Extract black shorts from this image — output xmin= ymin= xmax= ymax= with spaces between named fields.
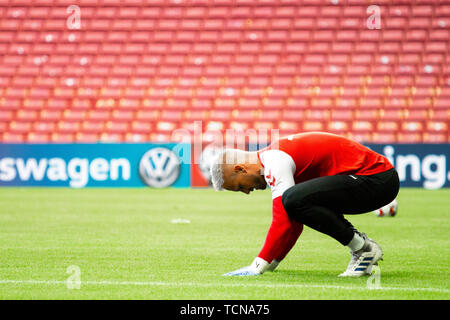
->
xmin=281 ymin=168 xmax=400 ymax=245
xmin=282 ymin=168 xmax=400 ymax=216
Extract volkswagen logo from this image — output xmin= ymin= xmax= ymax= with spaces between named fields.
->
xmin=139 ymin=147 xmax=180 ymax=188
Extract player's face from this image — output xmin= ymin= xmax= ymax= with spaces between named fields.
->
xmin=222 ymin=164 xmax=266 ymax=194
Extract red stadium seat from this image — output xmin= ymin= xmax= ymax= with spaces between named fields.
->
xmin=0 ymin=1 xmax=448 ymax=144
xmin=278 ymin=120 xmax=299 ymax=132
xmin=253 ymin=121 xmax=275 ymax=130
xmin=402 ymin=121 xmax=424 ymax=132
xmin=426 ymin=121 xmax=448 ymax=132
xmin=355 ymin=109 xmax=379 ymax=121
xmin=124 ymin=133 xmax=149 ymax=143
xmin=347 ymin=132 xmax=372 ymax=144
xmin=405 ymin=109 xmax=429 ymax=121
xmin=330 ymin=110 xmax=353 ymax=121
xmin=204 ymin=121 xmax=225 ymax=132
xmin=397 ymin=132 xmax=422 ymax=143
xmin=379 ymin=109 xmax=404 ymax=121
xmin=429 ymin=109 xmax=449 ymax=121
xmin=81 ymin=120 xmax=104 ymax=134
xmin=7 ymin=120 xmax=30 ymax=134
xmin=1 ymin=132 xmax=25 ymax=143
xmin=377 ymin=121 xmax=399 ymax=132
xmin=57 ymin=120 xmax=80 ymax=133
xmin=74 ymin=132 xmax=99 ymax=142
xmin=50 ymin=133 xmax=75 ymax=143
xmin=352 ymin=120 xmax=374 ymax=132
xmin=302 ymin=121 xmax=324 ymax=131
xmin=423 ymin=133 xmax=448 ymax=143
xmin=372 ymin=132 xmax=397 ymax=144
xmin=328 ymin=121 xmax=349 ymax=133
xmin=27 ymin=132 xmax=51 ymax=143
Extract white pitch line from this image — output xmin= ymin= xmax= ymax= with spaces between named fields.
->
xmin=0 ymin=279 xmax=449 ymax=294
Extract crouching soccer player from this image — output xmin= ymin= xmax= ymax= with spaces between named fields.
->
xmin=210 ymin=132 xmax=399 ymax=277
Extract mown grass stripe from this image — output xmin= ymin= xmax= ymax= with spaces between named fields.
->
xmin=0 ymin=279 xmax=448 ymax=294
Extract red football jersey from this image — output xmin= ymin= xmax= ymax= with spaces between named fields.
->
xmin=259 ymin=132 xmax=393 ymax=184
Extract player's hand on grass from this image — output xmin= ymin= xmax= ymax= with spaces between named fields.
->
xmin=223 ymin=257 xmax=269 ymax=276
xmin=223 ymin=266 xmax=260 ymax=276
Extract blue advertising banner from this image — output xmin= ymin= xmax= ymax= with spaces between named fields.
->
xmin=0 ymin=143 xmax=191 ymax=188
xmin=366 ymin=144 xmax=450 ymax=189
xmin=0 ymin=143 xmax=448 ymax=189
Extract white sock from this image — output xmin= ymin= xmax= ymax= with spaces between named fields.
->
xmin=347 ymin=232 xmax=365 ymax=252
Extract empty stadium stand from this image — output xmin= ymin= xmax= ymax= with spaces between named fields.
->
xmin=0 ymin=0 xmax=448 ymax=143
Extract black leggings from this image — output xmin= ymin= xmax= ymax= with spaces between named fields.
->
xmin=281 ymin=168 xmax=400 ymax=246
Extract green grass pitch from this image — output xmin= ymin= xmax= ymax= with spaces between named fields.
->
xmin=0 ymin=187 xmax=448 ymax=300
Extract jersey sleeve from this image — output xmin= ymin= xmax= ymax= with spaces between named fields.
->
xmin=257 ymin=196 xmax=304 ymax=263
xmin=260 ymin=150 xmax=296 ymax=199
xmin=257 ymin=150 xmax=303 ymax=264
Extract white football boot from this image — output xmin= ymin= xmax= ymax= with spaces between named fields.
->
xmin=339 ymin=233 xmax=383 ymax=277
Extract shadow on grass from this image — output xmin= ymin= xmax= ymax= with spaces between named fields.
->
xmin=268 ymin=269 xmax=373 ymax=286
xmin=273 ymin=269 xmax=340 ymax=279
xmin=270 ymin=268 xmax=437 ymax=288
